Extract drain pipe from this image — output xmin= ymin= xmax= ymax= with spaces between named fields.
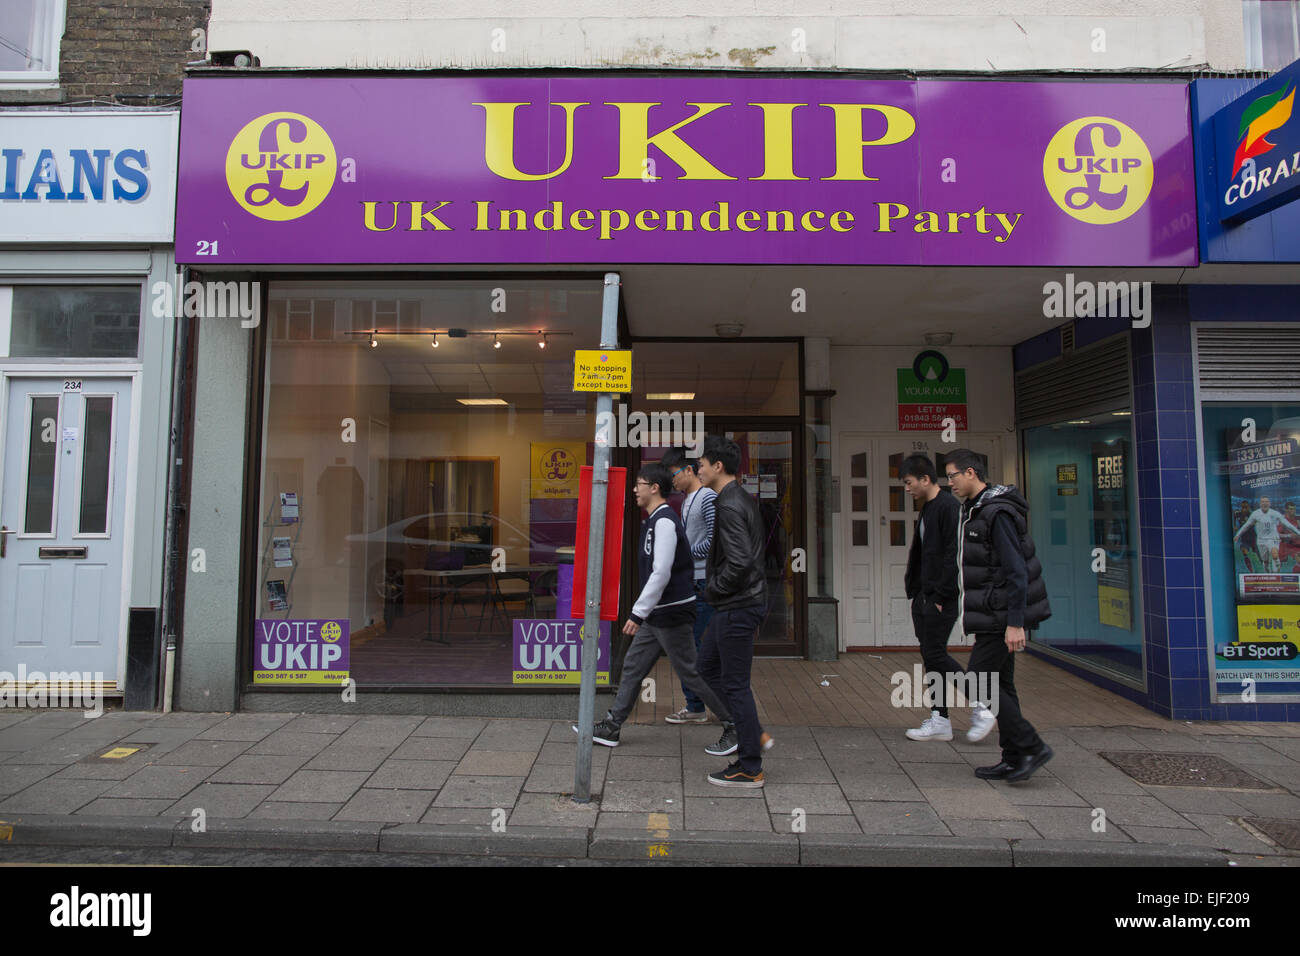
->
xmin=158 ymin=265 xmax=197 ymax=713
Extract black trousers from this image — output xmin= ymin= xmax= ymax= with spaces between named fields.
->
xmin=967 ymin=632 xmax=1046 ymax=763
xmin=909 ymin=595 xmax=963 ymax=717
xmin=698 ymin=603 xmax=766 ymax=774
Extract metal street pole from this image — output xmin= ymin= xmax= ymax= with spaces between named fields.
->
xmin=573 ymin=272 xmax=621 ymax=803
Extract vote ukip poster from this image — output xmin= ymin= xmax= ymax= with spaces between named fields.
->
xmin=1222 ymin=428 xmax=1300 ymax=684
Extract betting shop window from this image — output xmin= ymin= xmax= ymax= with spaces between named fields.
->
xmin=1023 ymin=411 xmax=1144 ymax=682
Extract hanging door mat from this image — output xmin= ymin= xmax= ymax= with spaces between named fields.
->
xmin=1099 ymin=751 xmax=1278 ymax=790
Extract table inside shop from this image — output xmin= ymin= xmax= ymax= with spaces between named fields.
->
xmin=402 ymin=565 xmax=559 ymax=644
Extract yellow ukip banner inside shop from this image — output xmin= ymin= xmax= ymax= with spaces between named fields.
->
xmin=531 ymin=441 xmax=585 ymax=499
xmin=573 ymin=349 xmax=632 ymax=392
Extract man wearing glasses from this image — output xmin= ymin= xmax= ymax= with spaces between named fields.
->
xmin=900 ymin=454 xmax=996 ymax=743
xmin=574 ymin=463 xmax=730 ymax=748
xmin=660 ymin=447 xmax=719 ymax=724
xmin=944 ymin=449 xmax=1054 ymax=783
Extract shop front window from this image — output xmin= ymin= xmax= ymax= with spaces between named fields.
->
xmin=254 ymin=279 xmax=603 ymax=687
xmin=1023 ymin=412 xmax=1143 ymax=682
xmin=1202 ymin=403 xmax=1300 ymax=697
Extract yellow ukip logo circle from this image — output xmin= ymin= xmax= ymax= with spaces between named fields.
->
xmin=226 ymin=112 xmax=336 ymax=221
xmin=320 ymin=621 xmax=343 ymax=643
xmin=1042 ymin=117 xmax=1153 ymax=225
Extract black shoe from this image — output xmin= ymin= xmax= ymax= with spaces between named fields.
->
xmin=708 ymin=761 xmax=765 ymax=788
xmin=705 ymin=724 xmax=738 ymax=756
xmin=974 ymin=760 xmax=1017 ymax=780
xmin=572 ymin=718 xmax=620 ymax=748
xmin=1006 ymin=745 xmax=1054 ymax=783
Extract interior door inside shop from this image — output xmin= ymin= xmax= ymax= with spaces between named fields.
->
xmin=625 ymin=340 xmax=805 ymax=657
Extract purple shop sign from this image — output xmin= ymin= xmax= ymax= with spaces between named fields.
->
xmin=512 ymin=619 xmax=610 ymax=685
xmin=176 ymin=76 xmax=1197 ymax=267
xmin=253 ymin=618 xmax=350 ymax=686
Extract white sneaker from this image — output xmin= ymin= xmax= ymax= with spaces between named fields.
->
xmin=967 ymin=707 xmax=996 ymax=743
xmin=905 ymin=710 xmax=953 ymax=741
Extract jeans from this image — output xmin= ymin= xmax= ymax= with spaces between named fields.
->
xmin=967 ymin=632 xmax=1045 ymax=763
xmin=698 ymin=602 xmax=766 ymax=774
xmin=680 ymin=582 xmax=715 ymax=712
xmin=910 ymin=595 xmax=963 ymax=718
xmin=608 ymin=620 xmax=731 ymax=727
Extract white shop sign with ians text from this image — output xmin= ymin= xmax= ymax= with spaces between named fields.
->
xmin=0 ymin=110 xmax=179 ymax=242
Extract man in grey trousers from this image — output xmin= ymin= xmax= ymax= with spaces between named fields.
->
xmin=574 ymin=462 xmax=732 ymax=747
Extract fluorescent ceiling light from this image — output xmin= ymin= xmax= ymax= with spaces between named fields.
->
xmin=645 ymin=392 xmax=696 ymax=400
xmin=457 ymin=398 xmax=509 ymax=406
xmin=1066 ymin=419 xmax=1091 ymax=425
xmin=1111 ymin=411 xmax=1132 ymax=416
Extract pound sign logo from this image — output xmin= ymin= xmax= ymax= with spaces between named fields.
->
xmin=1042 ymin=117 xmax=1153 ymax=225
xmin=226 ymin=112 xmax=337 ymax=221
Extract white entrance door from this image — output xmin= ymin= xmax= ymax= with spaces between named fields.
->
xmin=841 ymin=441 xmax=876 ymax=648
xmin=840 ymin=434 xmax=1000 ymax=648
xmin=0 ymin=376 xmax=132 ymax=686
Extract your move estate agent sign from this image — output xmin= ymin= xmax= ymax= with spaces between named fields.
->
xmin=175 ymin=76 xmax=1196 ymax=266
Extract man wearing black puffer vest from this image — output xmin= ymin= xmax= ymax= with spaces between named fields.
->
xmin=944 ymin=449 xmax=1054 ymax=783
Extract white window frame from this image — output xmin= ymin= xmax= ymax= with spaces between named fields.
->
xmin=1243 ymin=0 xmax=1300 ymax=71
xmin=0 ymin=0 xmax=65 ymax=88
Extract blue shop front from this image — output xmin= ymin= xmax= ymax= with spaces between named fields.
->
xmin=1008 ymin=60 xmax=1300 ymax=722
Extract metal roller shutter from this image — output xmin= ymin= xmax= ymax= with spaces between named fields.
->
xmin=1194 ymin=327 xmax=1300 ymax=393
xmin=1015 ymin=332 xmax=1131 ymax=427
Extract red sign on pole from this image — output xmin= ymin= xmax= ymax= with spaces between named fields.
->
xmin=571 ymin=466 xmax=626 ymax=622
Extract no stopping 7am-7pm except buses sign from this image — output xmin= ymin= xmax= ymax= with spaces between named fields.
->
xmin=174 ymin=76 xmax=1197 ymax=266
xmin=573 ymin=349 xmax=632 ymax=392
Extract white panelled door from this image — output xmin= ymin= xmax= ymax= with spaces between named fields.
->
xmin=0 ymin=376 xmax=132 ymax=684
xmin=840 ymin=434 xmax=1000 ymax=648
xmin=841 ymin=440 xmax=874 ymax=647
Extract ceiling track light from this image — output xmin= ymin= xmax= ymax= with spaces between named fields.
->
xmin=354 ymin=329 xmax=572 ymax=345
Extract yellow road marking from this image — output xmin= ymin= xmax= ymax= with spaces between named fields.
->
xmin=646 ymin=811 xmax=671 ymax=859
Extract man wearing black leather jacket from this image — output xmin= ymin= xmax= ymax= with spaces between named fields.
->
xmin=696 ymin=435 xmax=770 ymax=788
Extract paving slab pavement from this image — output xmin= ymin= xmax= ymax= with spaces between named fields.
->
xmin=0 ymin=707 xmax=1296 ymax=865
